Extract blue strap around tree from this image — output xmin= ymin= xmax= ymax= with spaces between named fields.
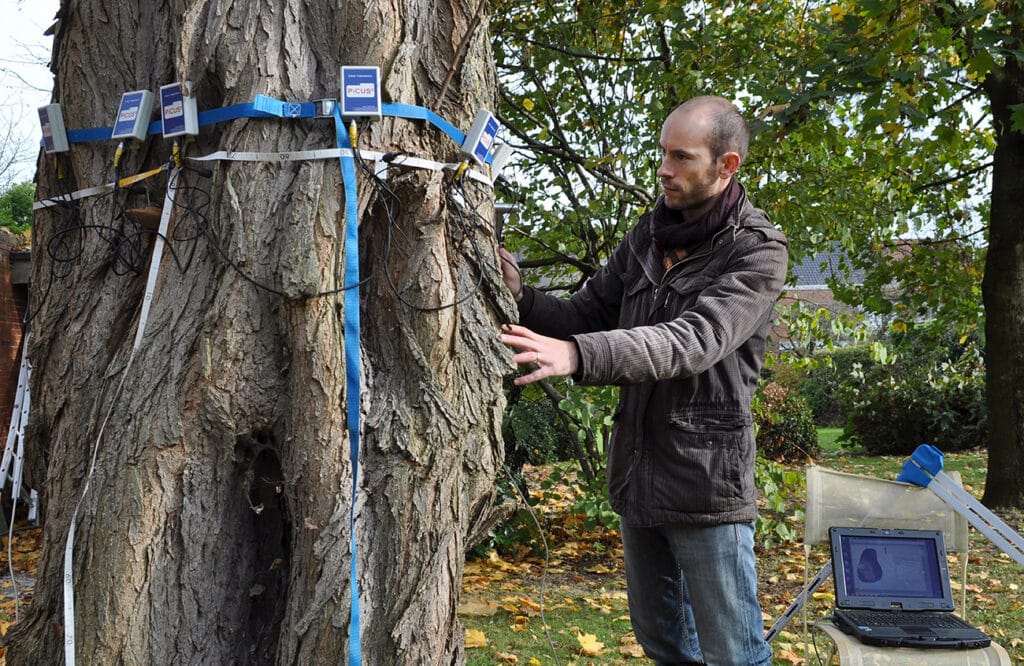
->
xmin=333 ymin=105 xmax=363 ymax=666
xmin=63 ymin=95 xmax=489 ymax=163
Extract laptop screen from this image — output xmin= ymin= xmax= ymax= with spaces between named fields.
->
xmin=830 ymin=527 xmax=956 ymax=611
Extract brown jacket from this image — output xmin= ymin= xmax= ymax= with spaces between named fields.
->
xmin=517 ymin=192 xmax=788 ymax=526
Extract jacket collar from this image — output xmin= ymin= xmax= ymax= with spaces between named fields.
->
xmin=630 ymin=190 xmax=755 ymax=284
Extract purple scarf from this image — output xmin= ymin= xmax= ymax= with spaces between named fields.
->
xmin=650 ymin=178 xmax=743 ymax=259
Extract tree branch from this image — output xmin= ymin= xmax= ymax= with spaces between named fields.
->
xmin=496 ymin=101 xmax=654 ymax=201
xmin=519 ymin=36 xmax=663 ymax=63
xmin=911 ymin=161 xmax=993 ymax=193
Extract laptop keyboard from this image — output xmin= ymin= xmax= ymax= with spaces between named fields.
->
xmin=841 ymin=610 xmax=965 ymax=629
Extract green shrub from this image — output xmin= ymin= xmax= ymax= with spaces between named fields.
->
xmin=840 ymin=340 xmax=986 ymax=455
xmin=502 ymin=389 xmax=575 ymax=471
xmin=754 ymin=456 xmax=806 ymax=549
xmin=469 ymin=471 xmax=542 ymax=558
xmin=485 ymin=384 xmax=617 ymax=556
xmin=754 ymin=382 xmax=820 ymax=461
xmin=0 ymin=182 xmax=34 ymax=234
xmin=795 ymin=345 xmax=876 ymax=426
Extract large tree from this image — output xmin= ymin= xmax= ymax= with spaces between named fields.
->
xmin=9 ymin=0 xmax=513 ymax=663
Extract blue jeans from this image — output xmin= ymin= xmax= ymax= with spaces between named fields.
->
xmin=621 ymin=521 xmax=771 ymax=666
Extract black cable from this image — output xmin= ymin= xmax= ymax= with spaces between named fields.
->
xmin=501 ymin=460 xmax=561 ymax=666
xmin=362 ymin=150 xmax=493 ymax=314
xmin=168 ymin=164 xmax=374 ymax=299
xmin=30 ymin=139 xmax=507 ymax=311
xmin=24 ymin=155 xmax=87 ymax=326
xmin=104 ymin=149 xmax=152 ymax=276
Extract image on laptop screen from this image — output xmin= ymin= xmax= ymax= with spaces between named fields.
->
xmin=829 ymin=527 xmax=993 ymax=649
xmin=837 ymin=532 xmax=945 ymax=602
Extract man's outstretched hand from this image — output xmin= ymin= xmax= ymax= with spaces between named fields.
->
xmin=500 ymin=323 xmax=579 ymax=386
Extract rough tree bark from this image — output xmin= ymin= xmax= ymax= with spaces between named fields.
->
xmin=10 ymin=0 xmax=513 ymax=663
xmin=981 ymin=50 xmax=1024 ymax=509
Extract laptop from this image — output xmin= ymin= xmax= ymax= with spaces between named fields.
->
xmin=828 ymin=526 xmax=991 ymax=649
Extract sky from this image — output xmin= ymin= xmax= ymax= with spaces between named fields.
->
xmin=1 ymin=0 xmax=59 ymax=183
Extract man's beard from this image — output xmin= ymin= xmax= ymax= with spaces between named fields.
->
xmin=664 ymin=168 xmax=720 ymax=212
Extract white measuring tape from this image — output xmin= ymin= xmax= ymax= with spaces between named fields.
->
xmin=62 ymin=168 xmax=180 ymax=665
xmin=33 ymin=184 xmax=117 ymax=211
xmin=34 ymin=147 xmax=495 ymax=212
xmin=188 ymin=148 xmax=495 ymax=184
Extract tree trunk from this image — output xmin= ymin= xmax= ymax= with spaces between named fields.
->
xmin=981 ymin=54 xmax=1024 ymax=509
xmin=10 ymin=0 xmax=513 ymax=663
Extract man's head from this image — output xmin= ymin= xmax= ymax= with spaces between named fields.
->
xmin=656 ymin=96 xmax=749 ymax=215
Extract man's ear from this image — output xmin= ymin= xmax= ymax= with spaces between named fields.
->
xmin=718 ymin=152 xmax=741 ymax=178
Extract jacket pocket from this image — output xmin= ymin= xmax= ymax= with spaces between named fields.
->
xmin=619 ymin=271 xmax=653 ymax=328
xmin=648 ymin=418 xmax=754 ymax=514
xmin=659 ymin=273 xmax=714 ymax=312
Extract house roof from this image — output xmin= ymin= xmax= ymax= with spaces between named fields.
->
xmin=789 ymin=243 xmax=866 ymax=289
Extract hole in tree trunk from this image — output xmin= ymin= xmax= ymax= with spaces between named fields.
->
xmin=234 ymin=431 xmax=290 ymax=664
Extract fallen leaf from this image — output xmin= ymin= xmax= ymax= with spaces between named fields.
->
xmin=459 ymin=596 xmax=499 ymax=617
xmin=518 ymin=596 xmax=542 ymax=611
xmin=776 ymin=649 xmax=803 ymax=664
xmin=465 ymin=628 xmax=487 ymax=649
xmin=495 ymin=651 xmax=519 ymax=663
xmin=619 ymin=643 xmax=646 ymax=658
xmin=510 ymin=615 xmax=530 ymax=632
xmin=585 ymin=564 xmax=616 ymax=574
xmin=576 ymin=632 xmax=604 ymax=656
xmin=618 ymin=634 xmax=646 ymax=658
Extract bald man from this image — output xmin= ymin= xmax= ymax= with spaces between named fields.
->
xmin=500 ymin=96 xmax=787 ymax=665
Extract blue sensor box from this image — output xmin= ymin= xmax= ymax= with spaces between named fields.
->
xmin=340 ymin=66 xmax=382 ymax=120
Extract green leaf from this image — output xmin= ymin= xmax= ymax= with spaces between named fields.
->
xmin=1010 ymin=103 xmax=1024 ymax=134
xmin=965 ymin=50 xmax=997 ymax=81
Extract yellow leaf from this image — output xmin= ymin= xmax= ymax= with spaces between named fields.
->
xmin=828 ymin=5 xmax=847 ymax=21
xmin=510 ymin=615 xmax=530 ymax=632
xmin=465 ymin=628 xmax=488 ymax=649
xmin=585 ymin=564 xmax=616 ymax=574
xmin=619 ymin=642 xmax=646 ymax=658
xmin=522 ymin=98 xmax=535 ymax=111
xmin=528 ymin=659 xmax=542 ymax=666
xmin=459 ymin=596 xmax=499 ymax=616
xmin=618 ymin=634 xmax=646 ymax=658
xmin=576 ymin=632 xmax=604 ymax=656
xmin=517 ymin=596 xmax=541 ymax=611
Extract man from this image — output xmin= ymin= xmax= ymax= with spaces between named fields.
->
xmin=499 ymin=96 xmax=787 ymax=665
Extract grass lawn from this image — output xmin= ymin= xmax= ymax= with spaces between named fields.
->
xmin=816 ymin=427 xmax=844 ymax=453
xmin=461 ymin=443 xmax=1024 ymax=664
